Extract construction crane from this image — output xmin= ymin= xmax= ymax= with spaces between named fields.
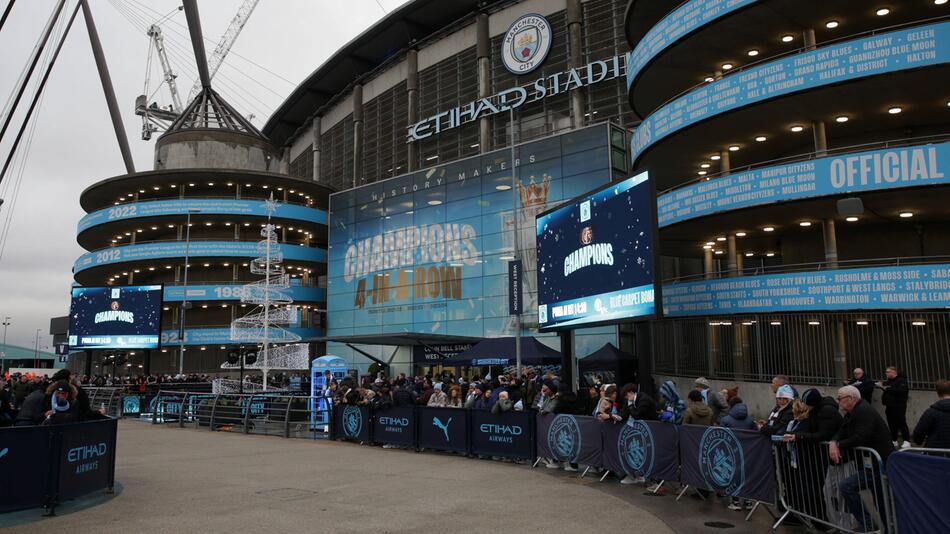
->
xmin=136 ymin=23 xmax=181 ymax=140
xmin=134 ymin=0 xmax=260 ymax=140
xmin=187 ymin=0 xmax=259 ymax=101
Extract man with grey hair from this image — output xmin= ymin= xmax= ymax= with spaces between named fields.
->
xmin=829 ymin=385 xmax=894 ymax=532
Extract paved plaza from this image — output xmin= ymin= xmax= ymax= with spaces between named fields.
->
xmin=0 ymin=420 xmax=808 ymax=533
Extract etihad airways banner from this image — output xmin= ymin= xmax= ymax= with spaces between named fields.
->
xmin=658 ymin=142 xmax=949 ymax=226
xmin=662 ymin=264 xmax=950 ymax=316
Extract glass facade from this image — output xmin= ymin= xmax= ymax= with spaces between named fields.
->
xmin=327 ymin=124 xmax=625 ymax=353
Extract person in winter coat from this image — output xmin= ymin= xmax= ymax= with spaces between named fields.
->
xmin=877 ymin=366 xmax=910 ymax=446
xmin=720 ymin=396 xmax=756 ymax=430
xmin=694 ymin=377 xmax=728 ymax=424
xmin=913 ymin=379 xmax=950 ymax=448
xmin=620 ymin=383 xmax=658 ymax=422
xmin=426 ymin=384 xmax=448 ymax=407
xmin=830 ymin=386 xmax=894 ymax=533
xmin=784 ymin=388 xmax=843 ymax=444
xmin=758 ymin=385 xmax=795 ymax=436
xmin=683 ymin=390 xmax=714 ymax=426
xmin=596 ymin=384 xmax=622 ymax=422
xmin=491 ymin=391 xmax=514 ymax=414
xmin=42 ymin=380 xmax=80 ymax=425
xmin=658 ymin=380 xmax=685 ymax=423
xmin=535 ymin=382 xmax=559 ymax=414
xmin=14 ymin=384 xmax=46 ymax=426
xmin=845 ymin=367 xmax=874 ymax=404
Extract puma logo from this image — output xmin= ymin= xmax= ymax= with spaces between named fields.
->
xmin=433 ymin=417 xmax=452 ymax=441
xmin=0 ymin=448 xmax=8 ymax=460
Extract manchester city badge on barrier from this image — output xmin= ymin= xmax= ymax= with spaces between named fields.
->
xmin=547 ymin=414 xmax=582 ymax=463
xmin=698 ymin=427 xmax=745 ymax=495
xmin=618 ymin=419 xmax=655 ymax=477
xmin=342 ymin=405 xmax=363 ymax=439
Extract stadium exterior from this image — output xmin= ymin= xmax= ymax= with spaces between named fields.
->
xmin=626 ymin=0 xmax=950 ymax=415
xmin=264 ymin=0 xmax=640 ymax=374
xmin=69 ymin=0 xmax=950 ymax=414
xmin=71 ymin=95 xmax=332 ymax=376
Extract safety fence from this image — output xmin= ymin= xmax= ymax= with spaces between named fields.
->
xmin=84 ymin=387 xmax=124 ymax=418
xmin=149 ymin=390 xmax=325 ymax=440
xmin=0 ymin=418 xmax=118 ymax=515
xmin=141 ymin=400 xmax=949 ymax=532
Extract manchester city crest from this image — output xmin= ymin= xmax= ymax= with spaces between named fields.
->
xmin=342 ymin=405 xmax=363 ymax=438
xmin=546 ymin=414 xmax=582 ymax=462
xmin=618 ymin=419 xmax=655 ymax=477
xmin=502 ymin=14 xmax=552 ymax=75
xmin=698 ymin=427 xmax=745 ymax=495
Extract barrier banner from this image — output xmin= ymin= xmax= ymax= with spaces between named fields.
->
xmin=471 ymin=410 xmax=534 ymax=460
xmin=372 ymin=406 xmax=416 ymax=446
xmin=333 ymin=405 xmax=371 ymax=442
xmin=0 ymin=425 xmax=52 ymax=512
xmin=601 ymin=419 xmax=679 ymax=481
xmin=536 ymin=414 xmax=602 ymax=466
xmin=418 ymin=407 xmax=468 ymax=453
xmin=678 ymin=425 xmax=775 ymax=504
xmin=886 ymin=451 xmax=950 ymax=534
xmin=57 ymin=419 xmax=118 ymax=501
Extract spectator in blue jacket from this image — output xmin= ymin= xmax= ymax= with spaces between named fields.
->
xmin=913 ymin=379 xmax=950 ymax=449
xmin=721 ymin=396 xmax=756 ymax=431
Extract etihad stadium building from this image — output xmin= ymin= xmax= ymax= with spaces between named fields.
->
xmin=70 ymin=0 xmax=950 ymax=416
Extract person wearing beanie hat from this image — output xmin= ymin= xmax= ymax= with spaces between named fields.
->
xmin=784 ymin=388 xmax=842 ymax=444
xmin=693 ymin=377 xmax=728 ymax=424
xmin=757 ymin=384 xmax=795 ymax=436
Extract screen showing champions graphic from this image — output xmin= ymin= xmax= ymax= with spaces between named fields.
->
xmin=68 ymin=285 xmax=164 ymax=349
xmin=536 ymin=171 xmax=655 ymax=330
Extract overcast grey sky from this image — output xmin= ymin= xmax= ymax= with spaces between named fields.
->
xmin=0 ymin=0 xmax=405 ymax=349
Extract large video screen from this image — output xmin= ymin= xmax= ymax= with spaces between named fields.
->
xmin=536 ymin=171 xmax=656 ymax=330
xmin=68 ymin=285 xmax=164 ymax=349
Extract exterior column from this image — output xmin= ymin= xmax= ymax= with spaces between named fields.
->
xmin=567 ymin=0 xmax=585 ymax=127
xmin=476 ymin=13 xmax=491 ymax=153
xmin=719 ymin=150 xmax=731 ymax=176
xmin=813 ymin=120 xmax=827 ymax=157
xmin=279 ymin=147 xmax=290 ymax=174
xmin=703 ymin=248 xmax=714 ymax=279
xmin=407 ymin=49 xmax=420 ymax=170
xmin=704 ymin=248 xmax=719 ymax=378
xmin=311 ymin=115 xmax=322 ymax=182
xmin=823 ymin=216 xmax=847 ymax=381
xmin=823 ymin=219 xmax=839 ymax=269
xmin=352 ymin=83 xmax=363 ymax=188
xmin=726 ymin=235 xmax=738 ymax=277
xmin=803 ymin=29 xmax=817 ymax=51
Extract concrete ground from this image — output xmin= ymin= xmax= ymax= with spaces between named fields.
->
xmin=1 ymin=420 xmax=807 ymax=533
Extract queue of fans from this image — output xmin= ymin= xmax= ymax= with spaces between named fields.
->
xmin=319 ymin=365 xmax=950 ymax=531
xmin=0 ymin=369 xmax=111 ymax=427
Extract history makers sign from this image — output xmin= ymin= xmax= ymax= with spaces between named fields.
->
xmin=502 ymin=14 xmax=552 ymax=74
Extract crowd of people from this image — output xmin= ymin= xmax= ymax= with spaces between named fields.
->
xmin=318 ymin=365 xmax=949 ymax=531
xmin=0 ymin=369 xmax=112 ymax=427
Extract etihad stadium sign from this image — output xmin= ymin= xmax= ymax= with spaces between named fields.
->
xmin=407 ymin=55 xmax=626 ymax=142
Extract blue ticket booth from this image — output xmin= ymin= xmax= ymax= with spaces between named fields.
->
xmin=310 ymin=355 xmax=347 ymax=429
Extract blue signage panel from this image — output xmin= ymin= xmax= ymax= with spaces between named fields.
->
xmin=159 ymin=326 xmax=323 ymax=346
xmin=470 ymin=410 xmax=535 ymax=460
xmin=418 ymin=407 xmax=468 ymax=453
xmin=163 ymin=283 xmax=326 ymax=303
xmin=662 ymin=264 xmax=950 ymax=316
xmin=74 ymin=241 xmax=327 ymax=273
xmin=0 ymin=425 xmax=53 ymax=513
xmin=327 ymin=124 xmax=612 ymax=339
xmin=632 ymin=21 xmax=950 ymax=163
xmin=68 ymin=285 xmax=163 ymax=350
xmin=78 ymin=199 xmax=327 ymax=233
xmin=536 ymin=172 xmax=655 ymax=330
xmin=58 ymin=419 xmax=118 ymax=501
xmin=372 ymin=406 xmax=416 ymax=446
xmin=626 ymin=0 xmax=757 ymax=88
xmin=658 ymin=142 xmax=949 ymax=227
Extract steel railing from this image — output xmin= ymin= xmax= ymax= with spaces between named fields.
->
xmin=772 ymin=441 xmax=897 ymax=533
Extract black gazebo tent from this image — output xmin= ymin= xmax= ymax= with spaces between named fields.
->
xmin=578 ymin=343 xmax=638 ymax=387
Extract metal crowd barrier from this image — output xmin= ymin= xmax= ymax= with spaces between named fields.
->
xmin=84 ymin=387 xmax=123 ymax=417
xmin=772 ymin=441 xmax=897 ymax=533
xmin=148 ymin=390 xmax=327 ymax=440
